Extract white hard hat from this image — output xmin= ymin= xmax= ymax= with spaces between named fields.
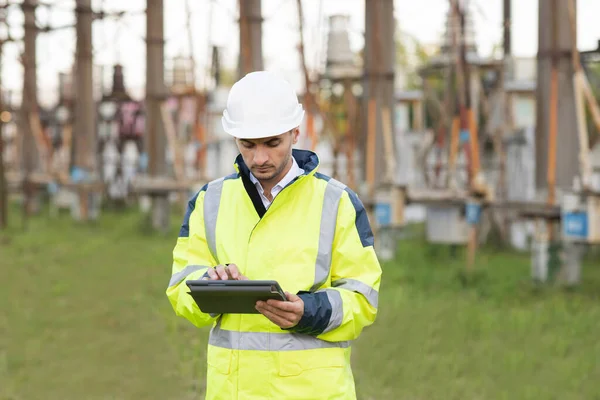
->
xmin=221 ymin=71 xmax=304 ymax=139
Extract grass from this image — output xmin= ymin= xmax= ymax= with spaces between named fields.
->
xmin=1 ymin=205 xmax=599 ymax=399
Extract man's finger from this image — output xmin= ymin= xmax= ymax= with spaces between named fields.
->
xmin=226 ymin=264 xmax=240 ymax=280
xmin=257 ymin=302 xmax=297 ymax=323
xmin=256 ymin=307 xmax=283 ymax=325
xmin=256 ymin=305 xmax=294 ymax=328
xmin=215 ymin=265 xmax=229 ymax=280
xmin=265 ymin=299 xmax=299 ymax=313
xmin=206 ymin=268 xmax=219 ymax=280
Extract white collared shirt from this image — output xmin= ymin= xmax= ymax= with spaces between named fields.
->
xmin=249 ymin=157 xmax=304 ymax=209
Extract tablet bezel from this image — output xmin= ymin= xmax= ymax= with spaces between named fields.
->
xmin=185 ymin=279 xmax=287 ymax=314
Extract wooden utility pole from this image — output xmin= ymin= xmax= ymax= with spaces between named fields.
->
xmin=344 ymin=78 xmax=357 ymax=190
xmin=296 ymin=0 xmax=316 ymax=150
xmin=536 ymin=0 xmax=579 ymax=196
xmin=146 ymin=0 xmax=170 ymax=232
xmin=492 ymin=0 xmax=512 ymax=241
xmin=0 ymin=31 xmax=6 ymax=230
xmin=363 ymin=0 xmax=395 ymax=198
xmin=448 ymin=0 xmax=487 ymax=273
xmin=498 ymin=0 xmax=512 ymax=202
xmin=454 ymin=0 xmax=481 ymax=190
xmin=238 ymin=0 xmax=263 ymax=77
xmin=19 ymin=0 xmax=43 ymax=221
xmin=503 ymin=0 xmax=511 ymax=58
xmin=447 ymin=0 xmax=463 ymax=189
xmin=567 ymin=0 xmax=594 ymax=189
xmin=72 ymin=0 xmax=97 ymax=221
xmin=455 ymin=0 xmax=477 ymax=273
xmin=74 ymin=0 xmax=96 ymax=175
xmin=20 ymin=0 xmax=38 ymax=179
xmin=547 ymin=0 xmax=559 ymax=206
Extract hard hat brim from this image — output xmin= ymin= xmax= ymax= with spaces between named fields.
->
xmin=221 ymin=105 xmax=305 ymax=140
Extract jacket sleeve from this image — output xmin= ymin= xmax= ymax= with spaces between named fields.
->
xmin=166 ymin=187 xmax=219 ymax=328
xmin=292 ymin=190 xmax=382 ymax=342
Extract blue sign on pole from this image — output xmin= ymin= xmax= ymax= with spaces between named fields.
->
xmin=460 ymin=129 xmax=470 ymax=144
xmin=563 ymin=212 xmax=589 ymax=239
xmin=375 ymin=202 xmax=392 ymax=226
xmin=465 ymin=202 xmax=482 ymax=225
xmin=70 ymin=166 xmax=88 ymax=183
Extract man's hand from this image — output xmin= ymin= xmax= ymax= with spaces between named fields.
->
xmin=203 ymin=264 xmax=248 ymax=281
xmin=255 ymin=292 xmax=304 ymax=329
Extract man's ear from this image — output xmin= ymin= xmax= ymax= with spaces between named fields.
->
xmin=291 ymin=128 xmax=300 ymax=144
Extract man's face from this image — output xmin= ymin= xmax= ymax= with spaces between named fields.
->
xmin=236 ymin=128 xmax=299 ymax=183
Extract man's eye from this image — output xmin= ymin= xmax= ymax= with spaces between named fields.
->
xmin=243 ymin=142 xmax=254 ymax=148
xmin=267 ymin=141 xmax=279 ymax=147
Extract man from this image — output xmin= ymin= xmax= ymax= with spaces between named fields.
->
xmin=167 ymin=71 xmax=382 ymax=399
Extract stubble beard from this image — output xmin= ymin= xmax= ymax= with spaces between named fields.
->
xmin=262 ymin=151 xmax=291 ymax=182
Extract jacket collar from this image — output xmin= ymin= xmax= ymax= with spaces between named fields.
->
xmin=234 ymin=149 xmax=319 ymax=178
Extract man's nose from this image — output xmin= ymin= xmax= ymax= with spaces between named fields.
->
xmin=253 ymin=146 xmax=268 ymax=165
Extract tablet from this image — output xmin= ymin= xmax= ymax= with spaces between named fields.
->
xmin=186 ymin=280 xmax=287 ymax=314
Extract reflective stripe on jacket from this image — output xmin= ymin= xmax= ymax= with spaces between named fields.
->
xmin=167 ymin=149 xmax=382 ymax=400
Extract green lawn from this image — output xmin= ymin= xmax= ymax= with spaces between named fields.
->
xmin=1 ymin=206 xmax=599 ymax=400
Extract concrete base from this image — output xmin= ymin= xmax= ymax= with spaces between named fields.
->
xmin=558 ymin=242 xmax=586 ymax=286
xmin=375 ymin=225 xmax=405 ymax=262
xmin=151 ymin=195 xmax=170 ymax=233
xmin=70 ymin=191 xmax=102 ymax=221
xmin=531 ymin=238 xmax=549 ymax=282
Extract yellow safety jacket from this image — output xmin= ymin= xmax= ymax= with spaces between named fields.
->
xmin=167 ymin=149 xmax=382 ymax=400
